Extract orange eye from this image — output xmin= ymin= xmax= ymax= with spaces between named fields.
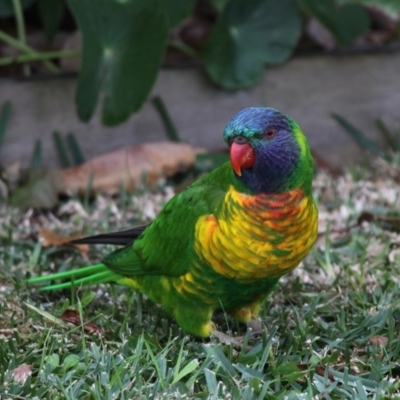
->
xmin=265 ymin=127 xmax=276 ymax=139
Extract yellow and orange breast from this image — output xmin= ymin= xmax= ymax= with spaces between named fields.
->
xmin=194 ymin=186 xmax=318 ymax=281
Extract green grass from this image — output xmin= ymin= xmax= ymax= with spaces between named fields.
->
xmin=1 ymin=159 xmax=400 ymax=399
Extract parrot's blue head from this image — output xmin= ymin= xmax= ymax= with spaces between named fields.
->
xmin=223 ymin=107 xmax=314 ymax=194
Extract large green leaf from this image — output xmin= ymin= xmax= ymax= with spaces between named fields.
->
xmin=0 ymin=0 xmax=35 ymax=17
xmin=298 ymin=0 xmax=370 ymax=45
xmin=161 ymin=0 xmax=196 ymax=27
xmin=337 ymin=0 xmax=400 ymax=18
xmin=202 ymin=0 xmax=302 ymax=89
xmin=207 ymin=0 xmax=229 ymax=13
xmin=68 ymin=0 xmax=169 ymax=126
xmin=38 ymin=0 xmax=65 ymax=42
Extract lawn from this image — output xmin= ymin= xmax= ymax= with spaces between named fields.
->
xmin=1 ymin=157 xmax=400 ymax=399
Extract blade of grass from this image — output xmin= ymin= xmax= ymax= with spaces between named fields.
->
xmin=31 ymin=139 xmax=42 ymax=168
xmin=0 ymin=101 xmax=11 ymax=152
xmin=144 ymin=340 xmax=166 ymax=389
xmin=24 ymin=303 xmax=69 ymax=328
xmin=397 ymin=126 xmax=400 ymax=150
xmin=53 ymin=131 xmax=71 ymax=168
xmin=332 ymin=113 xmax=384 ymax=156
xmin=172 ymin=359 xmax=199 ymax=384
xmin=204 ymin=368 xmax=218 ymax=394
xmin=152 ymin=96 xmax=181 ymax=142
xmin=66 ymin=132 xmax=85 ymax=165
xmin=207 ymin=345 xmax=236 ymax=376
xmin=375 ymin=118 xmax=396 ymax=150
xmin=83 ymin=171 xmax=94 ymax=211
xmin=77 ymin=299 xmax=89 ymax=364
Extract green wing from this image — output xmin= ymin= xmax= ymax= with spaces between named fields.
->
xmin=26 ymin=162 xmax=234 ymax=290
xmin=101 ymin=163 xmax=233 ymax=278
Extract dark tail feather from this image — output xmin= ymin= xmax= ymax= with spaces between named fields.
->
xmin=71 ymin=226 xmax=148 ymax=246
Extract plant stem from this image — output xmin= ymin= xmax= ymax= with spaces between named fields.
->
xmin=168 ymin=40 xmax=198 ymax=59
xmin=152 ymin=96 xmax=181 ymax=142
xmin=0 ymin=101 xmax=12 ymax=152
xmin=0 ymin=50 xmax=80 ymax=67
xmin=0 ymin=30 xmax=62 ymax=74
xmin=11 ymin=0 xmax=30 ymax=76
xmin=375 ymin=118 xmax=396 ymax=150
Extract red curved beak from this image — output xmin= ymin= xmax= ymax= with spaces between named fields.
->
xmin=230 ymin=142 xmax=255 ymax=176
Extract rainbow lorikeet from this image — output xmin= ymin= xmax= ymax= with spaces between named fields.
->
xmin=27 ymin=107 xmax=318 ymax=337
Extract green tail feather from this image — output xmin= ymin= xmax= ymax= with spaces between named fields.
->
xmin=26 ymin=263 xmax=122 ymax=291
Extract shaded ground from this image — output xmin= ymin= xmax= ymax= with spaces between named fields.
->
xmin=1 ymin=157 xmax=400 ymax=399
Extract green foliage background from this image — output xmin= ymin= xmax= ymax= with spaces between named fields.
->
xmin=0 ymin=0 xmax=398 ymax=125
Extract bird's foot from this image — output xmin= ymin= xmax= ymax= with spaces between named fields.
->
xmin=229 ymin=300 xmax=263 ymax=323
xmin=229 ymin=307 xmax=252 ymax=323
xmin=198 ymin=321 xmax=216 ymax=338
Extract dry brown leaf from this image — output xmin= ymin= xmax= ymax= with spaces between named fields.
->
xmin=314 ymin=365 xmax=335 ymax=381
xmin=11 ymin=363 xmax=32 ymax=384
xmin=0 ymin=328 xmax=17 ymax=338
xmin=297 ymin=363 xmax=309 ymax=372
xmin=61 ymin=309 xmax=81 ymax=325
xmin=39 ymin=227 xmax=89 ymax=254
xmin=60 ymin=142 xmax=201 ymax=195
xmin=297 ymin=364 xmax=334 ymax=381
xmin=369 ymin=335 xmax=388 ymax=347
xmin=61 ymin=309 xmax=103 ymax=337
xmin=82 ymin=322 xmax=103 ymax=337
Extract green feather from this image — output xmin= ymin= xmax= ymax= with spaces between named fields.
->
xmin=26 ymin=263 xmax=105 ymax=284
xmin=26 ymin=264 xmax=122 ymax=290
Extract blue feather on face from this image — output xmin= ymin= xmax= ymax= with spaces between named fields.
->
xmin=223 ymin=107 xmax=302 ymax=194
